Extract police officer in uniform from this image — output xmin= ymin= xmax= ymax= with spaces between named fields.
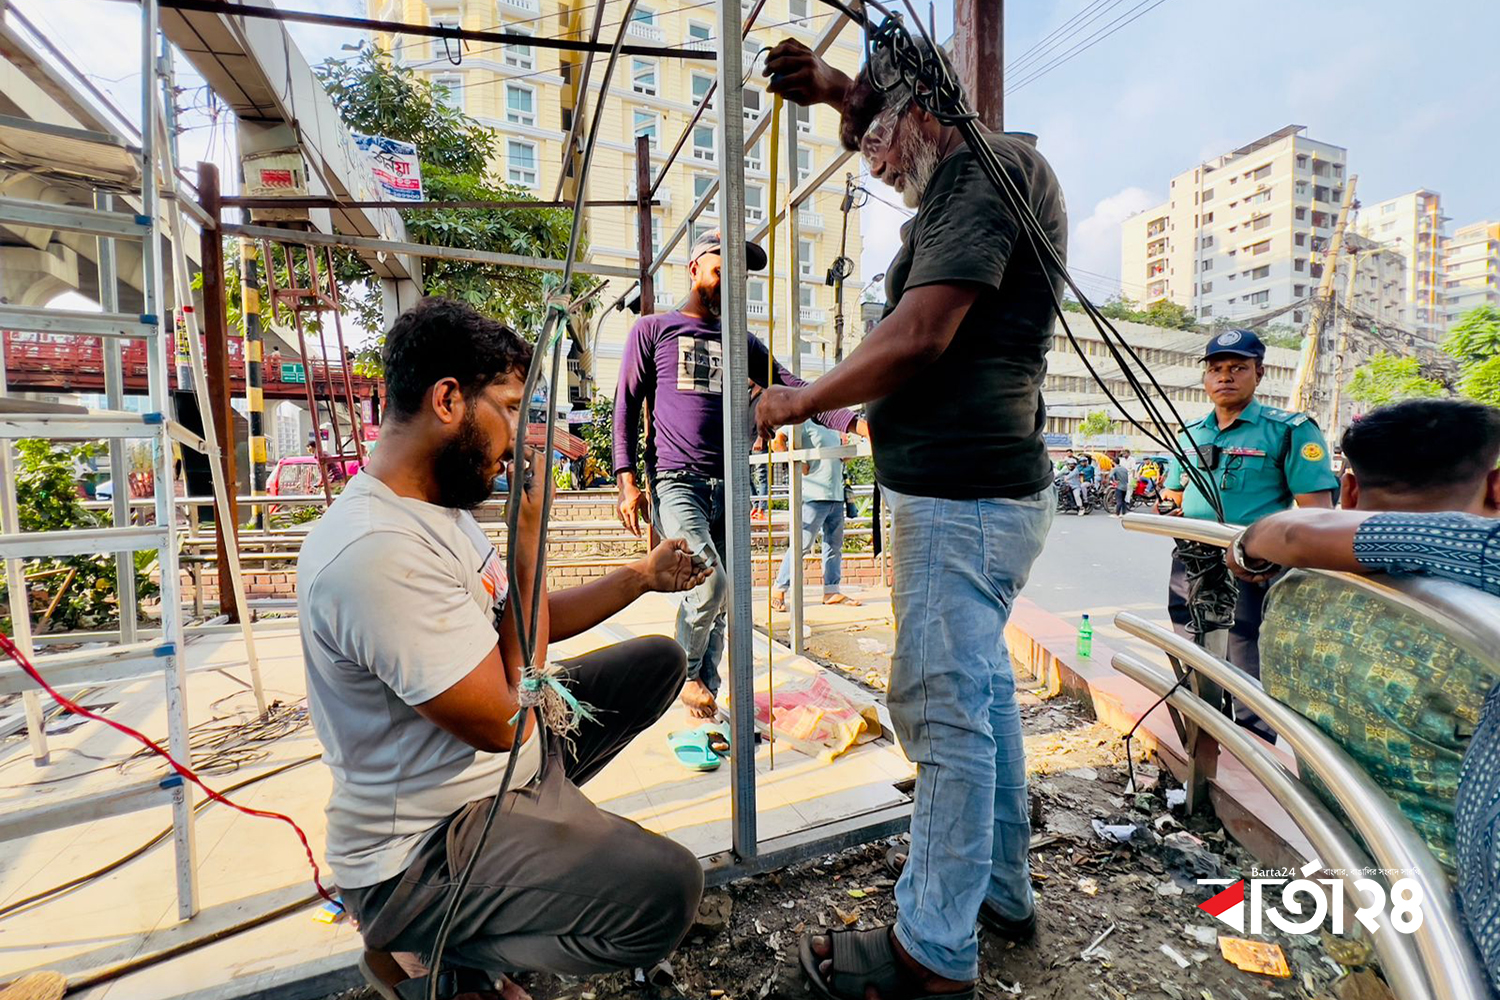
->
xmin=1161 ymin=328 xmax=1338 ymax=737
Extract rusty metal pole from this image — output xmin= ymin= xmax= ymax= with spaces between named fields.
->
xmin=953 ymin=0 xmax=1003 ymax=130
xmin=634 ymin=134 xmax=655 ymax=316
xmin=197 ymin=162 xmax=239 ymax=623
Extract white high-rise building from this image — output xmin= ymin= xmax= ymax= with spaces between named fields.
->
xmin=1121 ymin=125 xmax=1349 ymax=328
xmin=1352 ymin=189 xmax=1447 ymax=344
xmin=1443 ymin=221 xmax=1500 ymax=327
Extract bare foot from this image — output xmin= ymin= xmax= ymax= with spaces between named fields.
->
xmin=680 ymin=679 xmax=719 ymax=719
xmin=770 ymin=590 xmax=788 ymax=612
xmin=804 ymin=928 xmax=974 ymax=997
xmin=823 ymin=593 xmax=862 ymax=606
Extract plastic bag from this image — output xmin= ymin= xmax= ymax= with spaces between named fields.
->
xmin=752 ymin=674 xmax=880 ymax=760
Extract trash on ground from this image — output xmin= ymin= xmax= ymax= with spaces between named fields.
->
xmin=1080 ymin=923 xmax=1117 ymax=960
xmin=1161 ymin=944 xmax=1192 ymax=969
xmin=750 ymin=674 xmax=880 ymax=758
xmin=1166 ymin=788 xmax=1188 ymax=808
xmin=1218 ymin=937 xmax=1292 ymax=978
xmin=1092 ymin=819 xmax=1140 ymax=843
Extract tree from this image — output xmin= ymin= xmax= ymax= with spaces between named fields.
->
xmin=1142 ymin=299 xmax=1197 ymax=330
xmin=580 ymin=393 xmax=615 ymax=481
xmin=1346 ymin=352 xmax=1446 ymax=406
xmin=1078 ymin=410 xmax=1115 ymax=439
xmin=312 ymin=44 xmax=592 ymax=372
xmin=1459 ymin=355 xmax=1500 ymax=408
xmin=1442 ymin=305 xmax=1500 ymax=371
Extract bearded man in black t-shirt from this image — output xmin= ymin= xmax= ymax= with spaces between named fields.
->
xmin=755 ymin=37 xmax=1067 ymax=1000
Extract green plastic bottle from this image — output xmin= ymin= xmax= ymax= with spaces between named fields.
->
xmin=1077 ymin=614 xmax=1093 ymax=658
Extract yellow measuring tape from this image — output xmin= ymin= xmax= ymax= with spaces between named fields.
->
xmin=764 ymin=94 xmax=783 ymax=769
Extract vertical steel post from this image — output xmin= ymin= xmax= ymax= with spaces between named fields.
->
xmin=953 ymin=0 xmax=1003 ymax=130
xmin=239 ymin=240 xmax=268 ymax=528
xmin=97 ymin=191 xmax=138 ymax=641
xmin=635 ymin=134 xmax=655 ymax=316
xmin=715 ymin=0 xmax=757 ymax=859
xmin=198 ymin=162 xmax=239 ymax=623
xmin=144 ymin=0 xmax=200 ymax=918
xmin=784 ymin=104 xmax=806 ymax=655
xmin=0 ymin=334 xmax=45 ymax=764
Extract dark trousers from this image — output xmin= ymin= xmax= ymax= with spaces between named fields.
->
xmin=343 ymin=636 xmax=703 ymax=978
xmin=1166 ymin=553 xmax=1276 ymax=740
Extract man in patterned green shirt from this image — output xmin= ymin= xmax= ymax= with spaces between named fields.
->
xmin=1161 ymin=328 xmax=1338 ymax=737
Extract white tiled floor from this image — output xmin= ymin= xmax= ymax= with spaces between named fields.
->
xmin=0 ymin=593 xmax=912 ymax=1000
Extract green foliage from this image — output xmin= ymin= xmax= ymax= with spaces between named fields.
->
xmin=1260 ymin=324 xmax=1305 ymax=350
xmin=1061 ymin=295 xmax=1203 ymax=334
xmin=1442 ymin=305 xmax=1500 ymax=371
xmin=0 ymin=441 xmax=157 ymax=633
xmin=1142 ymin=299 xmax=1198 ymax=330
xmin=1346 ymin=352 xmax=1446 ymax=406
xmin=1078 ymin=410 xmax=1115 ymax=439
xmin=1458 ymin=354 xmax=1500 ymax=407
xmin=845 ymin=455 xmax=875 ymax=486
xmin=581 ymin=394 xmax=615 ymax=477
xmin=313 ymin=42 xmax=595 ymax=375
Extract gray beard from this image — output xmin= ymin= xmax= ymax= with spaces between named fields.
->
xmin=899 ymin=129 xmax=941 ymax=209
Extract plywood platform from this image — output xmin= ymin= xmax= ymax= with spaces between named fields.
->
xmin=0 ymin=591 xmax=913 ymax=1000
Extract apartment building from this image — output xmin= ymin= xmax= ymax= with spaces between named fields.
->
xmin=1352 ymin=189 xmax=1447 ymax=344
xmin=1042 ymin=317 xmax=1302 ymax=450
xmin=1337 ymin=231 xmax=1408 ymax=329
xmin=1120 ymin=125 xmax=1349 ymax=328
xmin=368 ymin=0 xmax=864 ymax=404
xmin=1443 ymin=221 xmax=1500 ymax=326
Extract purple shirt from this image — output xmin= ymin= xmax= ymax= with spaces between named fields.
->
xmin=613 ymin=310 xmax=858 ymax=478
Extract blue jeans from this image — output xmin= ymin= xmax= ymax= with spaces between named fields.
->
xmin=886 ymin=486 xmax=1054 ymax=981
xmin=651 ymin=473 xmax=727 ymax=696
xmin=773 ymin=499 xmax=845 ymax=595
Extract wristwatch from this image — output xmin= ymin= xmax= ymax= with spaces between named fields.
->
xmin=1232 ymin=530 xmax=1278 ymax=575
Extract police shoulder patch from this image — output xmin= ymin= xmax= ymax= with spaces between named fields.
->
xmin=1281 ymin=411 xmax=1310 ymax=427
xmin=1301 ymin=442 xmax=1325 ymax=462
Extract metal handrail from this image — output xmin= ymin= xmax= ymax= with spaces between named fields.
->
xmin=1115 ymin=612 xmax=1490 ymax=1000
xmin=1111 ymin=650 xmax=1431 ymax=999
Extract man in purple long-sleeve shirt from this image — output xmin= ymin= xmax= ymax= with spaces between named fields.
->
xmin=613 ymin=229 xmax=864 ymax=719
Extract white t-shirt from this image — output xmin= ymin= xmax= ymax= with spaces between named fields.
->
xmin=297 ymin=473 xmax=542 ymax=889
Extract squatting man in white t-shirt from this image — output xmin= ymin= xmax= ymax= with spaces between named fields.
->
xmin=298 ymin=297 xmax=713 ymax=1000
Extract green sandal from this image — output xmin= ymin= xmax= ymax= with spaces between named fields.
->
xmin=799 ymin=926 xmax=976 ymax=1000
xmin=666 ymin=728 xmax=722 ymax=771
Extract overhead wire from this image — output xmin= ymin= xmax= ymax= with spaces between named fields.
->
xmin=1007 ymin=0 xmax=1172 ymax=93
xmin=1004 ymin=0 xmax=1123 ymax=78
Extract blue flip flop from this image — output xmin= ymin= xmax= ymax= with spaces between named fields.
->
xmin=667 ymin=729 xmax=722 ymax=771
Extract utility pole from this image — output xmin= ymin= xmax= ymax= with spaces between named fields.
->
xmin=198 ymin=163 xmax=239 ymax=622
xmin=239 ymin=239 xmax=269 ymax=529
xmin=635 ymin=134 xmax=655 ymax=316
xmin=1290 ymin=174 xmax=1357 ymax=425
xmin=953 ymin=0 xmax=1003 ymax=130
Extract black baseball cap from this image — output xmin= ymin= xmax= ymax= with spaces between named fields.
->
xmin=689 ymin=228 xmax=768 ymax=272
xmin=1202 ymin=328 xmax=1266 ymax=361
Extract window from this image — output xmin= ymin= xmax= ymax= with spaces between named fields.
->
xmin=1200 ymin=234 xmax=1214 ymax=249
xmin=746 ymin=138 xmax=763 ymax=171
xmin=799 ymin=284 xmax=815 ymax=309
xmin=793 ymin=103 xmax=811 ymax=133
xmin=748 ymin=278 xmax=766 ymax=303
xmin=796 ymin=147 xmax=811 ymax=184
xmin=692 ymin=125 xmax=716 ymax=162
xmin=693 ymin=174 xmax=718 ymax=214
xmin=504 ymin=28 xmax=534 ymax=69
xmin=743 ymin=86 xmax=762 ymax=122
xmin=1202 ymin=211 xmax=1213 ymax=224
xmin=1250 ymin=265 xmax=1270 ymax=279
xmin=1294 ymin=258 xmax=1306 ymax=272
xmin=1251 ymin=164 xmax=1271 ymax=181
xmin=431 ymin=15 xmax=460 ymax=60
xmin=1200 ymin=257 xmax=1213 ymax=272
xmin=1251 ymin=214 xmax=1271 ymax=231
xmin=649 ymin=217 xmax=662 ymax=257
xmin=690 ymin=220 xmax=714 ymax=247
xmin=633 ymin=110 xmax=659 ymax=150
xmin=1295 ymin=206 xmax=1306 ymax=220
xmin=745 ymin=183 xmax=764 ymax=223
xmin=799 ymin=238 xmax=815 ymax=278
xmin=1202 ymin=305 xmax=1213 ymax=317
xmin=691 ymin=73 xmax=714 ymax=109
xmin=1202 ymin=187 xmax=1214 ymax=202
xmin=688 ymin=20 xmax=711 ymax=46
xmin=1201 ymin=281 xmax=1213 ymax=294
xmin=1294 ymin=284 xmax=1306 ymax=297
xmin=633 ymin=5 xmax=656 ymax=25
xmin=506 ymin=139 xmax=538 ymax=188
xmin=631 ymin=58 xmax=657 ymax=95
xmin=432 ymin=73 xmax=463 ymax=110
xmin=1293 ymin=310 xmax=1304 ymax=323
xmin=1294 ymin=232 xmax=1306 ymax=246
xmin=1250 ymin=239 xmax=1271 ymax=255
xmin=1247 ymin=290 xmax=1270 ymax=306
xmin=789 ymin=0 xmax=810 ymax=23
xmin=1250 ymin=189 xmax=1272 ymax=205
xmin=1296 ymin=154 xmax=1309 ymax=169
xmin=505 ymin=83 xmax=535 ymax=126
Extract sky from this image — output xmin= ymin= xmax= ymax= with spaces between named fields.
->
xmin=21 ymin=0 xmax=1500 ymax=313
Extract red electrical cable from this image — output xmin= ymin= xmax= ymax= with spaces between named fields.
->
xmin=0 ymin=631 xmax=336 ymax=905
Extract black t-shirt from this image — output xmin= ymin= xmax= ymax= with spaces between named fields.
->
xmin=866 ymin=131 xmax=1067 ymax=500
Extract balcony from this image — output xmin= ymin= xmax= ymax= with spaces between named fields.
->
xmin=501 ymin=0 xmax=541 ymax=11
xmin=748 ymin=300 xmax=769 ymax=319
xmin=798 ymin=210 xmax=824 ymax=231
xmin=627 ymin=19 xmax=664 ymax=41
xmin=684 ymin=36 xmax=714 ymax=52
xmin=800 ymin=307 xmax=827 ymax=325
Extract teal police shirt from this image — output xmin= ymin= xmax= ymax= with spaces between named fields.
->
xmin=1163 ymin=400 xmax=1338 ymax=525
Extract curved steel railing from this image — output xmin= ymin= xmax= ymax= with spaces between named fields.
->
xmin=1111 ymin=649 xmax=1431 ymax=999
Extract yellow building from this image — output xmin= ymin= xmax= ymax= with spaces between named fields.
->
xmin=368 ymin=0 xmax=865 ymax=403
